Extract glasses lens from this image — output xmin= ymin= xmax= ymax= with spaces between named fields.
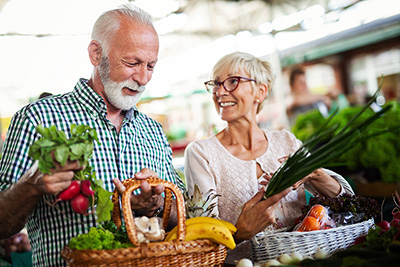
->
xmin=205 ymin=81 xmax=217 ymax=93
xmin=225 ymin=77 xmax=240 ymax=91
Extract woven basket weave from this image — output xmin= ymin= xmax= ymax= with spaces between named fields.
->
xmin=61 ymin=177 xmax=227 ymax=266
xmin=250 ymin=218 xmax=374 ymax=264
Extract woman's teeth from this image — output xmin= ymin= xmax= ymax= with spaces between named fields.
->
xmin=220 ymin=102 xmax=236 ymax=107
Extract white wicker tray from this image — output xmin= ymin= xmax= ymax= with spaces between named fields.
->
xmin=250 ymin=218 xmax=374 ymax=263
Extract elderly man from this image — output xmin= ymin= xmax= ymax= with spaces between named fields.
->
xmin=0 ymin=4 xmax=184 ymax=266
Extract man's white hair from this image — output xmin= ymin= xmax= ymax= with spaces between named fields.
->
xmin=91 ymin=4 xmax=155 ymax=55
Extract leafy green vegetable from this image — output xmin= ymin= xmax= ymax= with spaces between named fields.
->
xmin=264 ymin=84 xmax=398 ymax=199
xmin=100 ymin=221 xmax=130 ymax=243
xmin=28 ymin=124 xmax=113 ymax=222
xmin=68 ymin=227 xmax=133 ymax=250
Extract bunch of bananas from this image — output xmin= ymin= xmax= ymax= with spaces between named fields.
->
xmin=164 ymin=217 xmax=237 ymax=250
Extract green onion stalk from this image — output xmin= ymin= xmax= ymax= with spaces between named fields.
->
xmin=264 ymin=80 xmax=398 ymax=199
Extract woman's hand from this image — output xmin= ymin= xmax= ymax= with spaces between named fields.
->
xmin=113 ymin=168 xmax=164 ymax=217
xmin=292 ymin=168 xmax=341 ymax=197
xmin=276 ymin=156 xmax=341 ymax=197
xmin=234 ymin=187 xmax=291 ymax=243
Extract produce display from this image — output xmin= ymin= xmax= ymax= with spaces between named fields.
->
xmin=303 ymin=193 xmax=381 ymax=224
xmin=263 ymin=87 xmax=395 ymax=199
xmin=292 ymin=100 xmax=400 ymax=183
xmin=28 ymin=124 xmax=113 ymax=221
xmin=239 ymin=193 xmax=400 ymax=266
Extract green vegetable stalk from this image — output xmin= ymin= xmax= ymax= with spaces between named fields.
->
xmin=264 ymin=82 xmax=397 ymax=199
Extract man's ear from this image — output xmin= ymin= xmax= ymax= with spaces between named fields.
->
xmin=88 ymin=40 xmax=102 ymax=66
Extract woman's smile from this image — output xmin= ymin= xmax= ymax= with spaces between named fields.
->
xmin=219 ymin=101 xmax=236 ymax=107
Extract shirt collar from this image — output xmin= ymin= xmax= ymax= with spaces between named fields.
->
xmin=73 ymin=78 xmax=139 ymax=121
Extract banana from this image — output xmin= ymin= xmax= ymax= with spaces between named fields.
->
xmin=186 ymin=217 xmax=237 ymax=234
xmin=164 ymin=217 xmax=237 ymax=241
xmin=165 ymin=222 xmax=236 ymax=250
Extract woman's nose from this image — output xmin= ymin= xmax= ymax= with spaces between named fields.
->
xmin=215 ymin=84 xmax=228 ymax=96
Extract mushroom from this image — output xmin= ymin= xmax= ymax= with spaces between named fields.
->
xmin=144 ymin=217 xmax=165 ymax=241
xmin=135 ymin=216 xmax=150 ymax=233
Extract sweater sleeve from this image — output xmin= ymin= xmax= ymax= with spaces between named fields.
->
xmin=304 ymin=168 xmax=355 ymax=196
xmin=184 ymin=141 xmax=219 ymax=217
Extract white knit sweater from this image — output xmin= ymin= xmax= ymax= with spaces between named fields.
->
xmin=184 ymin=129 xmax=354 ymax=264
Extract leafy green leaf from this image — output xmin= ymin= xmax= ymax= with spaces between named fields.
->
xmin=54 ymin=144 xmax=69 ymax=166
xmin=96 ymin=188 xmax=113 ymax=222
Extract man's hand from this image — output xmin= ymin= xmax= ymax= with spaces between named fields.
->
xmin=22 ymin=160 xmax=83 ymax=197
xmin=113 ymin=168 xmax=164 ymax=217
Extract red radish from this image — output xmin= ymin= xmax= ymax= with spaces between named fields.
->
xmin=70 ymin=194 xmax=90 ymax=214
xmin=392 ymin=210 xmax=400 ymax=220
xmin=376 ymin=220 xmax=390 ymax=233
xmin=353 ymin=235 xmax=366 ymax=246
xmin=57 ymin=180 xmax=81 ymax=202
xmin=390 ymin=219 xmax=400 ymax=229
xmin=81 ymin=180 xmax=95 ymax=197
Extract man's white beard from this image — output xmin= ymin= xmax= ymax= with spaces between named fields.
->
xmin=103 ymin=79 xmax=145 ymax=110
xmin=99 ymin=55 xmax=146 ymax=111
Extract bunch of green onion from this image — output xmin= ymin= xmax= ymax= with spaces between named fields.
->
xmin=264 ymin=82 xmax=396 ymax=199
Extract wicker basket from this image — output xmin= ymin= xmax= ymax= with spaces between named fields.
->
xmin=250 ymin=218 xmax=374 ymax=264
xmin=62 ymin=177 xmax=227 ymax=266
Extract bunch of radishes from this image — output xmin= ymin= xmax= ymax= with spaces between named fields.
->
xmin=53 ymin=180 xmax=95 ymax=215
xmin=354 ymin=191 xmax=400 ymax=245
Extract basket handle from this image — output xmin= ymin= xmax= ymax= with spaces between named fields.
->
xmin=111 ymin=177 xmax=186 ymax=246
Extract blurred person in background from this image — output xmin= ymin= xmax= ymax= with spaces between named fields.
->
xmin=286 ymin=67 xmax=332 ymax=126
xmin=184 ymin=52 xmax=354 ymax=266
xmin=0 ymin=4 xmax=184 ymax=266
xmin=0 ymin=228 xmax=31 ymax=266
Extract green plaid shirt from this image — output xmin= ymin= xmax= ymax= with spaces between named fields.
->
xmin=0 ymin=78 xmax=185 ymax=266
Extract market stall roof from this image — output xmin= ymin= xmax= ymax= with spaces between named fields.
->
xmin=279 ymin=13 xmax=400 ymax=67
xmin=0 ymin=0 xmax=398 ymax=117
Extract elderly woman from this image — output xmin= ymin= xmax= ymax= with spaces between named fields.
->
xmin=184 ymin=52 xmax=353 ymax=265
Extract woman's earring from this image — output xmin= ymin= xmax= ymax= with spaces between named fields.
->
xmin=256 ymin=99 xmax=260 ymax=103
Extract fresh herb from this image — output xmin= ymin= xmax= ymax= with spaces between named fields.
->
xmin=28 ymin=124 xmax=113 ymax=222
xmin=264 ymin=82 xmax=396 ymax=199
xmin=100 ymin=221 xmax=130 ymax=243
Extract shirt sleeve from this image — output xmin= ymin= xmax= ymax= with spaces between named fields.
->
xmin=0 ymin=110 xmax=38 ymax=190
xmin=184 ymin=141 xmax=219 ymax=217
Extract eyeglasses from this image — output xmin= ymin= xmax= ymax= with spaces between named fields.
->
xmin=204 ymin=76 xmax=256 ymax=94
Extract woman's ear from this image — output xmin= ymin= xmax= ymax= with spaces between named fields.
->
xmin=88 ymin=40 xmax=102 ymax=66
xmin=257 ymin=83 xmax=268 ymax=102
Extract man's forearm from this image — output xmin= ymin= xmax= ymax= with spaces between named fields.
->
xmin=0 ymin=181 xmax=41 ymax=238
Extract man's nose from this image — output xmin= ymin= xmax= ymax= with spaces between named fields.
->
xmin=133 ymin=65 xmax=151 ymax=86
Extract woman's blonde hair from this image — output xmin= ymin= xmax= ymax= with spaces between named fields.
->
xmin=211 ymin=52 xmax=276 ymax=113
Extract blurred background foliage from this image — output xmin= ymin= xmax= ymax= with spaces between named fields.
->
xmin=291 ymin=100 xmax=400 ymax=183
